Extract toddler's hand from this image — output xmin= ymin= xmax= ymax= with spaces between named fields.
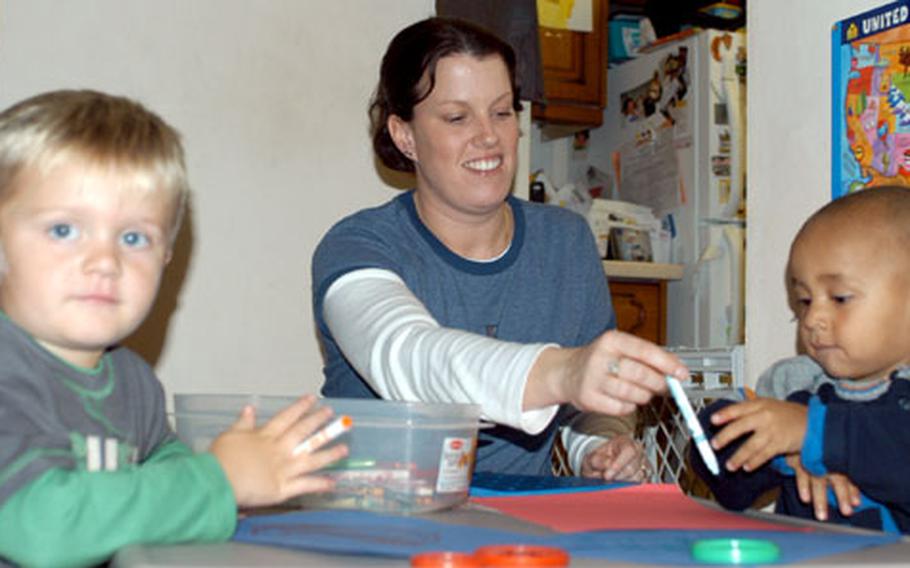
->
xmin=786 ymin=454 xmax=861 ymax=521
xmin=581 ymin=434 xmax=650 ymax=482
xmin=708 ymin=398 xmax=807 ymax=472
xmin=210 ymin=394 xmax=349 ymax=508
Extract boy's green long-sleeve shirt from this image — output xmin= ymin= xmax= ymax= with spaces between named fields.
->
xmin=0 ymin=442 xmax=235 ymax=567
xmin=0 ymin=315 xmax=237 ymax=566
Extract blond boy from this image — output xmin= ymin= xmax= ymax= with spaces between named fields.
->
xmin=0 ymin=90 xmax=346 ymax=566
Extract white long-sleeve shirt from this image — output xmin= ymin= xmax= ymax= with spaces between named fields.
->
xmin=324 ymin=268 xmax=609 ymax=473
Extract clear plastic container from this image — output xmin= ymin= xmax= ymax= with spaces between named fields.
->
xmin=172 ymin=394 xmax=483 ymax=514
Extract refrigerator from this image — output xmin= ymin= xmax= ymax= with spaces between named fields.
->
xmin=589 ymin=29 xmax=746 ymax=348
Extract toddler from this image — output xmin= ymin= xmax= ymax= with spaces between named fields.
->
xmin=0 ymin=90 xmax=347 ymax=566
xmin=691 ymin=186 xmax=910 ymax=533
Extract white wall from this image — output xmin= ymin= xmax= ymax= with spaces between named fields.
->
xmin=745 ymin=0 xmax=883 ymax=382
xmin=0 ymin=1 xmax=434 ymax=400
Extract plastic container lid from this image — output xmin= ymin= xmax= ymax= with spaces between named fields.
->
xmin=691 ymin=538 xmax=781 ymax=565
xmin=173 ymin=395 xmax=482 ymax=429
xmin=410 ymin=551 xmax=481 ymax=567
xmin=473 ymin=545 xmax=570 ymax=566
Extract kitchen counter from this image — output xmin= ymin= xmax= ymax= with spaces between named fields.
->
xmin=602 ymin=261 xmax=684 ymax=281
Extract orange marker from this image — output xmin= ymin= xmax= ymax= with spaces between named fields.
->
xmin=743 ymin=386 xmax=757 ymax=400
xmin=293 ymin=415 xmax=352 ymax=455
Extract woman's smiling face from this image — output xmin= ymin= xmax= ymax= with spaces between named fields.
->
xmin=389 ymin=53 xmax=519 ymax=217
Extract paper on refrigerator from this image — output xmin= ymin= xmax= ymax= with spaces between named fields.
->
xmin=614 ymin=121 xmax=683 ymax=212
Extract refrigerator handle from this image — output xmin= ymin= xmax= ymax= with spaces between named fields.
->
xmin=720 ymin=37 xmax=745 ymax=219
xmin=722 ymin=225 xmax=745 ymax=344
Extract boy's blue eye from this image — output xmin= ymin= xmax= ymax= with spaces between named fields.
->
xmin=121 ymin=231 xmax=150 ymax=248
xmin=48 ymin=223 xmax=78 ymax=241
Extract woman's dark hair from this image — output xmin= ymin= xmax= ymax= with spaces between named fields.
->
xmin=369 ymin=17 xmax=523 ymax=173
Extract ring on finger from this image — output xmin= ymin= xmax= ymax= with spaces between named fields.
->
xmin=607 ymin=358 xmax=622 ymax=375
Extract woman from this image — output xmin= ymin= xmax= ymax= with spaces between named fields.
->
xmin=312 ymin=17 xmax=688 ymax=479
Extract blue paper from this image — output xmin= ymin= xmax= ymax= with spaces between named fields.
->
xmin=234 ymin=509 xmax=901 ymax=565
xmin=234 ymin=510 xmax=549 ymax=557
xmin=553 ymin=529 xmax=901 ymax=566
xmin=469 ymin=472 xmax=630 ymax=497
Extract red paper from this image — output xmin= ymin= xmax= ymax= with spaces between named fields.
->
xmin=471 ymin=483 xmax=807 ymax=533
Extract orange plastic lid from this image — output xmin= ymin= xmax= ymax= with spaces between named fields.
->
xmin=473 ymin=544 xmax=570 ymax=566
xmin=410 ymin=551 xmax=482 ymax=568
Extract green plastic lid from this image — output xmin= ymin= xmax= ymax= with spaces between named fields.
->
xmin=691 ymin=538 xmax=781 ymax=565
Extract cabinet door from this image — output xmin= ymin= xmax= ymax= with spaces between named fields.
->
xmin=532 ymin=0 xmax=608 ymax=126
xmin=609 ymin=280 xmax=665 ymax=345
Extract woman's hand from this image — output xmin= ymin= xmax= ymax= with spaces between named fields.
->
xmin=580 ymin=434 xmax=650 ymax=482
xmin=210 ymin=395 xmax=349 ymax=508
xmin=526 ymin=330 xmax=688 ymax=416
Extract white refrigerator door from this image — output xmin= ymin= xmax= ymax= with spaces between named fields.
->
xmin=668 ymin=30 xmax=746 ymax=348
xmin=588 ymin=31 xmax=700 ymax=304
xmin=701 ymin=30 xmax=746 ymax=221
xmin=693 ymin=223 xmax=745 ymax=346
xmin=589 ymin=32 xmax=700 ymax=219
xmin=588 ymin=30 xmax=746 ymax=348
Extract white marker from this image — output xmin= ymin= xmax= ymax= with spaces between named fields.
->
xmin=293 ymin=415 xmax=353 ymax=456
xmin=666 ymin=376 xmax=720 ymax=476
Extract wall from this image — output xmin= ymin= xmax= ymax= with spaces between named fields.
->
xmin=0 ymin=1 xmax=434 ymax=400
xmin=745 ymin=0 xmax=883 ymax=382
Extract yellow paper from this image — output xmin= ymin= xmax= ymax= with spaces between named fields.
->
xmin=537 ymin=0 xmax=592 ymax=32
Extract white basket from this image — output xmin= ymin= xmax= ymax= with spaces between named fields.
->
xmin=552 ymin=346 xmax=746 ymax=489
xmin=638 ymin=345 xmax=745 ymax=493
xmin=637 ymin=387 xmax=740 ymax=492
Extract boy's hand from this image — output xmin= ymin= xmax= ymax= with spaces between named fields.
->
xmin=580 ymin=434 xmax=649 ymax=482
xmin=786 ymin=454 xmax=861 ymax=521
xmin=708 ymin=398 xmax=808 ymax=472
xmin=210 ymin=395 xmax=349 ymax=508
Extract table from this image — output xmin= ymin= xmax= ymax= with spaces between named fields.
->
xmin=113 ymin=502 xmax=910 ymax=567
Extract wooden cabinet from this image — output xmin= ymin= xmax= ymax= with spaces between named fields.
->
xmin=609 ymin=280 xmax=666 ymax=345
xmin=532 ymin=0 xmax=609 ymax=127
xmin=603 ymin=261 xmax=683 ymax=345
